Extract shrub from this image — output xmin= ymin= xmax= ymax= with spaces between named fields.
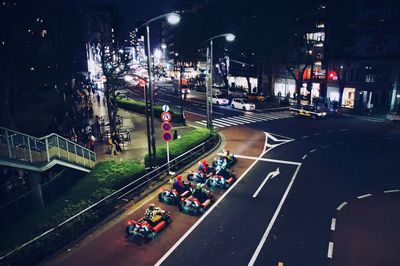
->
xmin=116 ymin=96 xmax=184 ymax=123
xmin=145 ymin=128 xmax=214 ymax=166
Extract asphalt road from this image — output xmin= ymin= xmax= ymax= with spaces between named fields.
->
xmin=157 ymin=116 xmax=400 ymax=266
xmin=43 ymin=87 xmax=400 ymax=266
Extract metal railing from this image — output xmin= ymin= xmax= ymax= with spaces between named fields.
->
xmin=0 ymin=134 xmax=219 ymax=264
xmin=0 ymin=127 xmax=96 ymax=170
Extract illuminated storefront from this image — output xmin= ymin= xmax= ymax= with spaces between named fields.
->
xmin=342 ymin=87 xmax=356 ymax=108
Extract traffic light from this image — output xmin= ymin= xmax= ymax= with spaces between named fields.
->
xmin=328 ymin=71 xmax=337 ymax=80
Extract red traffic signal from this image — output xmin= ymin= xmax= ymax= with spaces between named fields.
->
xmin=328 ymin=71 xmax=337 ymax=80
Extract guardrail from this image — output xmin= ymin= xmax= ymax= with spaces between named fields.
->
xmin=0 ymin=127 xmax=96 ymax=171
xmin=0 ymin=134 xmax=219 ymax=264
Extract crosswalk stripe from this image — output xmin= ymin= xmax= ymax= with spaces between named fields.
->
xmin=211 ymin=121 xmax=226 ymax=128
xmin=195 ymin=121 xmax=207 ymax=126
xmin=214 ymin=118 xmax=241 ymax=125
xmin=225 ymin=116 xmax=254 ymax=123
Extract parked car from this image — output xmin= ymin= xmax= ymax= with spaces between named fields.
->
xmin=231 ymin=98 xmax=256 ymax=111
xmin=228 ymin=87 xmax=247 ymax=98
xmin=212 ymin=85 xmax=228 ymax=96
xmin=211 ymin=95 xmax=230 ymax=105
xmin=246 ymin=93 xmax=265 ymax=102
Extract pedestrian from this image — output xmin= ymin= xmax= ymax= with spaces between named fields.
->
xmin=96 ymin=93 xmax=101 ymax=105
xmin=173 ymin=130 xmax=178 ymax=140
xmin=108 ymin=136 xmax=116 ymax=156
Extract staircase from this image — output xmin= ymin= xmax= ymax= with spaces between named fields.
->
xmin=0 ymin=127 xmax=96 ymax=173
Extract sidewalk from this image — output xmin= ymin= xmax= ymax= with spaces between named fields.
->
xmin=92 ymin=90 xmax=194 ymax=163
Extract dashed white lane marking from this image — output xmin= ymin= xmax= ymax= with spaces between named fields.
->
xmin=327 ymin=242 xmax=334 ymax=258
xmin=301 ymin=135 xmax=309 ymax=139
xmin=337 ymin=202 xmax=347 ymax=210
xmin=339 ymin=128 xmax=349 ymax=131
xmin=330 ymin=218 xmax=336 ymax=231
xmin=310 ymin=149 xmax=317 ymax=153
xmin=357 ymin=194 xmax=372 ymax=199
xmin=313 ymin=132 xmax=321 ymax=136
xmin=322 ymin=145 xmax=331 ymax=149
xmin=302 ymin=154 xmax=308 ymax=160
xmin=384 ymin=189 xmax=400 ymax=193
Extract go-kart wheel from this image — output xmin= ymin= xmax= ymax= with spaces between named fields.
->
xmin=158 ymin=193 xmax=163 ymax=202
xmin=178 ymin=202 xmax=183 ymax=212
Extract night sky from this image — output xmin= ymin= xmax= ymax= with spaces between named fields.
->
xmin=85 ymin=0 xmax=179 ymax=25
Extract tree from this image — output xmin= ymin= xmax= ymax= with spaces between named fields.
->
xmin=97 ymin=40 xmax=131 ymax=132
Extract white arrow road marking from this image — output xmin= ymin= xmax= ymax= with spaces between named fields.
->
xmin=252 ymin=168 xmax=280 ymax=198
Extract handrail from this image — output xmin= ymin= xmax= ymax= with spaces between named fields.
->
xmin=0 ymin=126 xmax=96 ymax=170
xmin=0 ymin=134 xmax=219 ymax=263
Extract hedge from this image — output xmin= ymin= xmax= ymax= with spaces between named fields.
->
xmin=116 ymin=96 xmax=184 ymax=123
xmin=0 ymin=160 xmax=145 ymax=266
xmin=145 ymin=128 xmax=214 ymax=166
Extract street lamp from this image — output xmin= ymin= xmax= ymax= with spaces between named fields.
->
xmin=204 ymin=33 xmax=235 ymax=129
xmin=139 ymin=12 xmax=181 ymax=168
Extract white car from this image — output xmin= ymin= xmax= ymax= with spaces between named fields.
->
xmin=211 ymin=95 xmax=230 ymax=105
xmin=231 ymin=98 xmax=255 ymax=111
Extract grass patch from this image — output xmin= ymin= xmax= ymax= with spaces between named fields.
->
xmin=145 ymin=128 xmax=214 ymax=166
xmin=0 ymin=160 xmax=145 ymax=265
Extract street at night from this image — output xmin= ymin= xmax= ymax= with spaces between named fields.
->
xmin=1 ymin=1 xmax=399 ymax=266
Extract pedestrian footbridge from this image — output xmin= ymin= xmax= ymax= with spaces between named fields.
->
xmin=0 ymin=127 xmax=96 ymax=173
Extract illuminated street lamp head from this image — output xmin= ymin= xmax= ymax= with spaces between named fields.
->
xmin=225 ymin=33 xmax=236 ymax=42
xmin=167 ymin=13 xmax=181 ymax=25
xmin=161 ymin=43 xmax=167 ymax=50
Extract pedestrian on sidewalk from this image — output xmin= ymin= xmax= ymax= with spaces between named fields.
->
xmin=96 ymin=93 xmax=101 ymax=105
xmin=108 ymin=136 xmax=117 ymax=156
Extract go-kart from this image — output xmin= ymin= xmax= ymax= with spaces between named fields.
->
xmin=187 ymin=170 xmax=213 ymax=183
xmin=125 ymin=211 xmax=171 ymax=243
xmin=213 ymin=154 xmax=236 ymax=169
xmin=158 ymin=185 xmax=191 ymax=205
xmin=206 ymin=173 xmax=236 ymax=190
xmin=178 ymin=193 xmax=214 ymax=216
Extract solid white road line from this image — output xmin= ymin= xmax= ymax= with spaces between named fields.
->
xmin=157 ymin=99 xmax=170 ymax=103
xmin=248 ymin=163 xmax=302 ymax=266
xmin=310 ymin=149 xmax=317 ymax=153
xmin=302 ymin=154 xmax=308 ymax=160
xmin=155 ymin=128 xmax=273 ymax=266
xmin=327 ymin=242 xmax=334 ymax=258
xmin=357 ymin=194 xmax=372 ymax=199
xmin=384 ymin=189 xmax=400 ymax=193
xmin=233 ymin=154 xmax=301 ymax=166
xmin=330 ymin=218 xmax=336 ymax=231
xmin=337 ymin=202 xmax=347 ymax=210
xmin=184 ymin=110 xmax=207 ymax=117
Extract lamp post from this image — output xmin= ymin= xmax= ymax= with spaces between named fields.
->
xmin=205 ymin=33 xmax=235 ymax=129
xmin=139 ymin=12 xmax=181 ymax=168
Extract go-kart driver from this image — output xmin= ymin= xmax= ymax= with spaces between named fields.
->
xmin=191 ymin=183 xmax=208 ymax=203
xmin=144 ymin=203 xmax=164 ymax=223
xmin=173 ymin=175 xmax=186 ymax=194
xmin=198 ymin=160 xmax=211 ymax=174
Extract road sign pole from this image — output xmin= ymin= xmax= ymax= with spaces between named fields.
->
xmin=167 ymin=141 xmax=170 ymax=174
